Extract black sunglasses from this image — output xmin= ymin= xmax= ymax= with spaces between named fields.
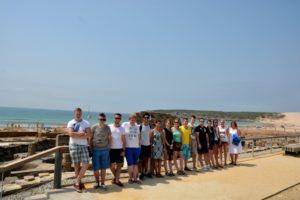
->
xmin=115 ymin=117 xmax=121 ymax=120
xmin=99 ymin=118 xmax=106 ymax=121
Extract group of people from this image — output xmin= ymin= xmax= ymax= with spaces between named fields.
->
xmin=67 ymin=108 xmax=242 ymax=193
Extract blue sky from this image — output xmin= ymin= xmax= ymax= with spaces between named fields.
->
xmin=0 ymin=0 xmax=300 ymax=113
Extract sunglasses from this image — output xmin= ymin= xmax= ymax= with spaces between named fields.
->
xmin=99 ymin=118 xmax=106 ymax=121
xmin=115 ymin=117 xmax=121 ymax=120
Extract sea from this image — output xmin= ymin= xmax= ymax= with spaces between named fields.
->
xmin=0 ymin=107 xmax=130 ymax=128
xmin=0 ymin=106 xmax=264 ymax=129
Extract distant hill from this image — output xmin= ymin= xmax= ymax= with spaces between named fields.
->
xmin=145 ymin=109 xmax=284 ymax=121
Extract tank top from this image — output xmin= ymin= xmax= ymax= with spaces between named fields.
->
xmin=219 ymin=126 xmax=228 ymax=142
xmin=207 ymin=126 xmax=215 ymax=144
xmin=172 ymin=128 xmax=182 ymax=143
xmin=213 ymin=126 xmax=220 ymax=141
xmin=164 ymin=128 xmax=173 ymax=145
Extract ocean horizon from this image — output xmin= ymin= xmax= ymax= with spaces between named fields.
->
xmin=0 ymin=106 xmax=130 ymax=127
xmin=0 ymin=106 xmax=265 ymax=128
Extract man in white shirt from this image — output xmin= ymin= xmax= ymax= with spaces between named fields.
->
xmin=109 ymin=113 xmax=126 ymax=187
xmin=67 ymin=108 xmax=91 ymax=193
xmin=122 ymin=114 xmax=141 ymax=184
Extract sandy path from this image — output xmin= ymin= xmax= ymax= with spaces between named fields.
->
xmin=48 ymin=154 xmax=300 ymax=200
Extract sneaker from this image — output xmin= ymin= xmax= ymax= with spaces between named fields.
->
xmin=192 ymin=167 xmax=198 ymax=172
xmin=73 ymin=183 xmax=82 ymax=193
xmin=184 ymin=167 xmax=192 ymax=171
xmin=112 ymin=178 xmax=116 ymax=184
xmin=156 ymin=174 xmax=164 ymax=178
xmin=146 ymin=173 xmax=153 ymax=178
xmin=134 ymin=179 xmax=142 ymax=184
xmin=80 ymin=183 xmax=86 ymax=190
xmin=139 ymin=173 xmax=145 ymax=180
xmin=169 ymin=172 xmax=175 ymax=177
xmin=93 ymin=182 xmax=100 ymax=189
xmin=100 ymin=183 xmax=108 ymax=191
xmin=165 ymin=172 xmax=170 ymax=176
xmin=128 ymin=179 xmax=134 ymax=184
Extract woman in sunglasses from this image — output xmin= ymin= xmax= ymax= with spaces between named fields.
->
xmin=172 ymin=119 xmax=186 ymax=175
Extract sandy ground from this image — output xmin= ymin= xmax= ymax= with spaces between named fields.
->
xmin=266 ymin=183 xmax=300 ymax=200
xmin=260 ymin=112 xmax=300 ymax=130
xmin=47 ymin=154 xmax=300 ymax=200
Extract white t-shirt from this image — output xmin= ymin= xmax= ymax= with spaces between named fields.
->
xmin=122 ymin=122 xmax=140 ymax=148
xmin=67 ymin=119 xmax=90 ymax=146
xmin=140 ymin=124 xmax=151 ymax=146
xmin=109 ymin=124 xmax=125 ymax=149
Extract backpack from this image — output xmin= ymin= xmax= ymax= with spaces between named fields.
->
xmin=232 ymin=134 xmax=241 ymax=146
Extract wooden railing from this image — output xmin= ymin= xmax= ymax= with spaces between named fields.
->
xmin=0 ymin=133 xmax=300 ymax=199
xmin=0 ymin=142 xmax=68 ymax=199
xmin=241 ymin=134 xmax=300 ymax=157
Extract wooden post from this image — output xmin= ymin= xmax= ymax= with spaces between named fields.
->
xmin=252 ymin=139 xmax=254 ymax=157
xmin=270 ymin=138 xmax=273 ymax=153
xmin=53 ymin=149 xmax=62 ymax=189
xmin=27 ymin=142 xmax=36 ymax=156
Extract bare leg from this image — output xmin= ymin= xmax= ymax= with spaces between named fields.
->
xmin=204 ymin=153 xmax=210 ymax=166
xmin=76 ymin=163 xmax=89 ymax=185
xmin=198 ymin=154 xmax=204 ymax=167
xmin=110 ymin=164 xmax=116 ymax=178
xmin=133 ymin=165 xmax=139 ymax=181
xmin=179 ymin=152 xmax=184 ymax=171
xmin=168 ymin=159 xmax=173 ymax=173
xmin=234 ymin=154 xmax=238 ymax=164
xmin=214 ymin=147 xmax=220 ymax=166
xmin=94 ymin=170 xmax=100 ymax=184
xmin=163 ymin=153 xmax=168 ymax=173
xmin=224 ymin=144 xmax=228 ymax=165
xmin=220 ymin=145 xmax=224 ymax=166
xmin=192 ymin=153 xmax=197 ymax=168
xmin=116 ymin=163 xmax=122 ymax=182
xmin=173 ymin=152 xmax=179 ymax=171
xmin=158 ymin=160 xmax=162 ymax=174
xmin=74 ymin=164 xmax=81 ymax=179
xmin=128 ymin=166 xmax=133 ymax=181
xmin=100 ymin=169 xmax=106 ymax=184
xmin=209 ymin=151 xmax=215 ymax=167
xmin=230 ymin=154 xmax=234 ymax=163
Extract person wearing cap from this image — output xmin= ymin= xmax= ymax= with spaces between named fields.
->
xmin=138 ymin=113 xmax=152 ymax=180
xmin=122 ymin=114 xmax=142 ymax=184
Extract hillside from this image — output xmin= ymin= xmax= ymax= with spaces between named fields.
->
xmin=146 ymin=109 xmax=284 ymax=121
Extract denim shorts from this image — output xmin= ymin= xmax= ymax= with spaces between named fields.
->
xmin=92 ymin=148 xmax=110 ymax=170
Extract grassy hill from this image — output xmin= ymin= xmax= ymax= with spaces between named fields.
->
xmin=146 ymin=109 xmax=284 ymax=121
